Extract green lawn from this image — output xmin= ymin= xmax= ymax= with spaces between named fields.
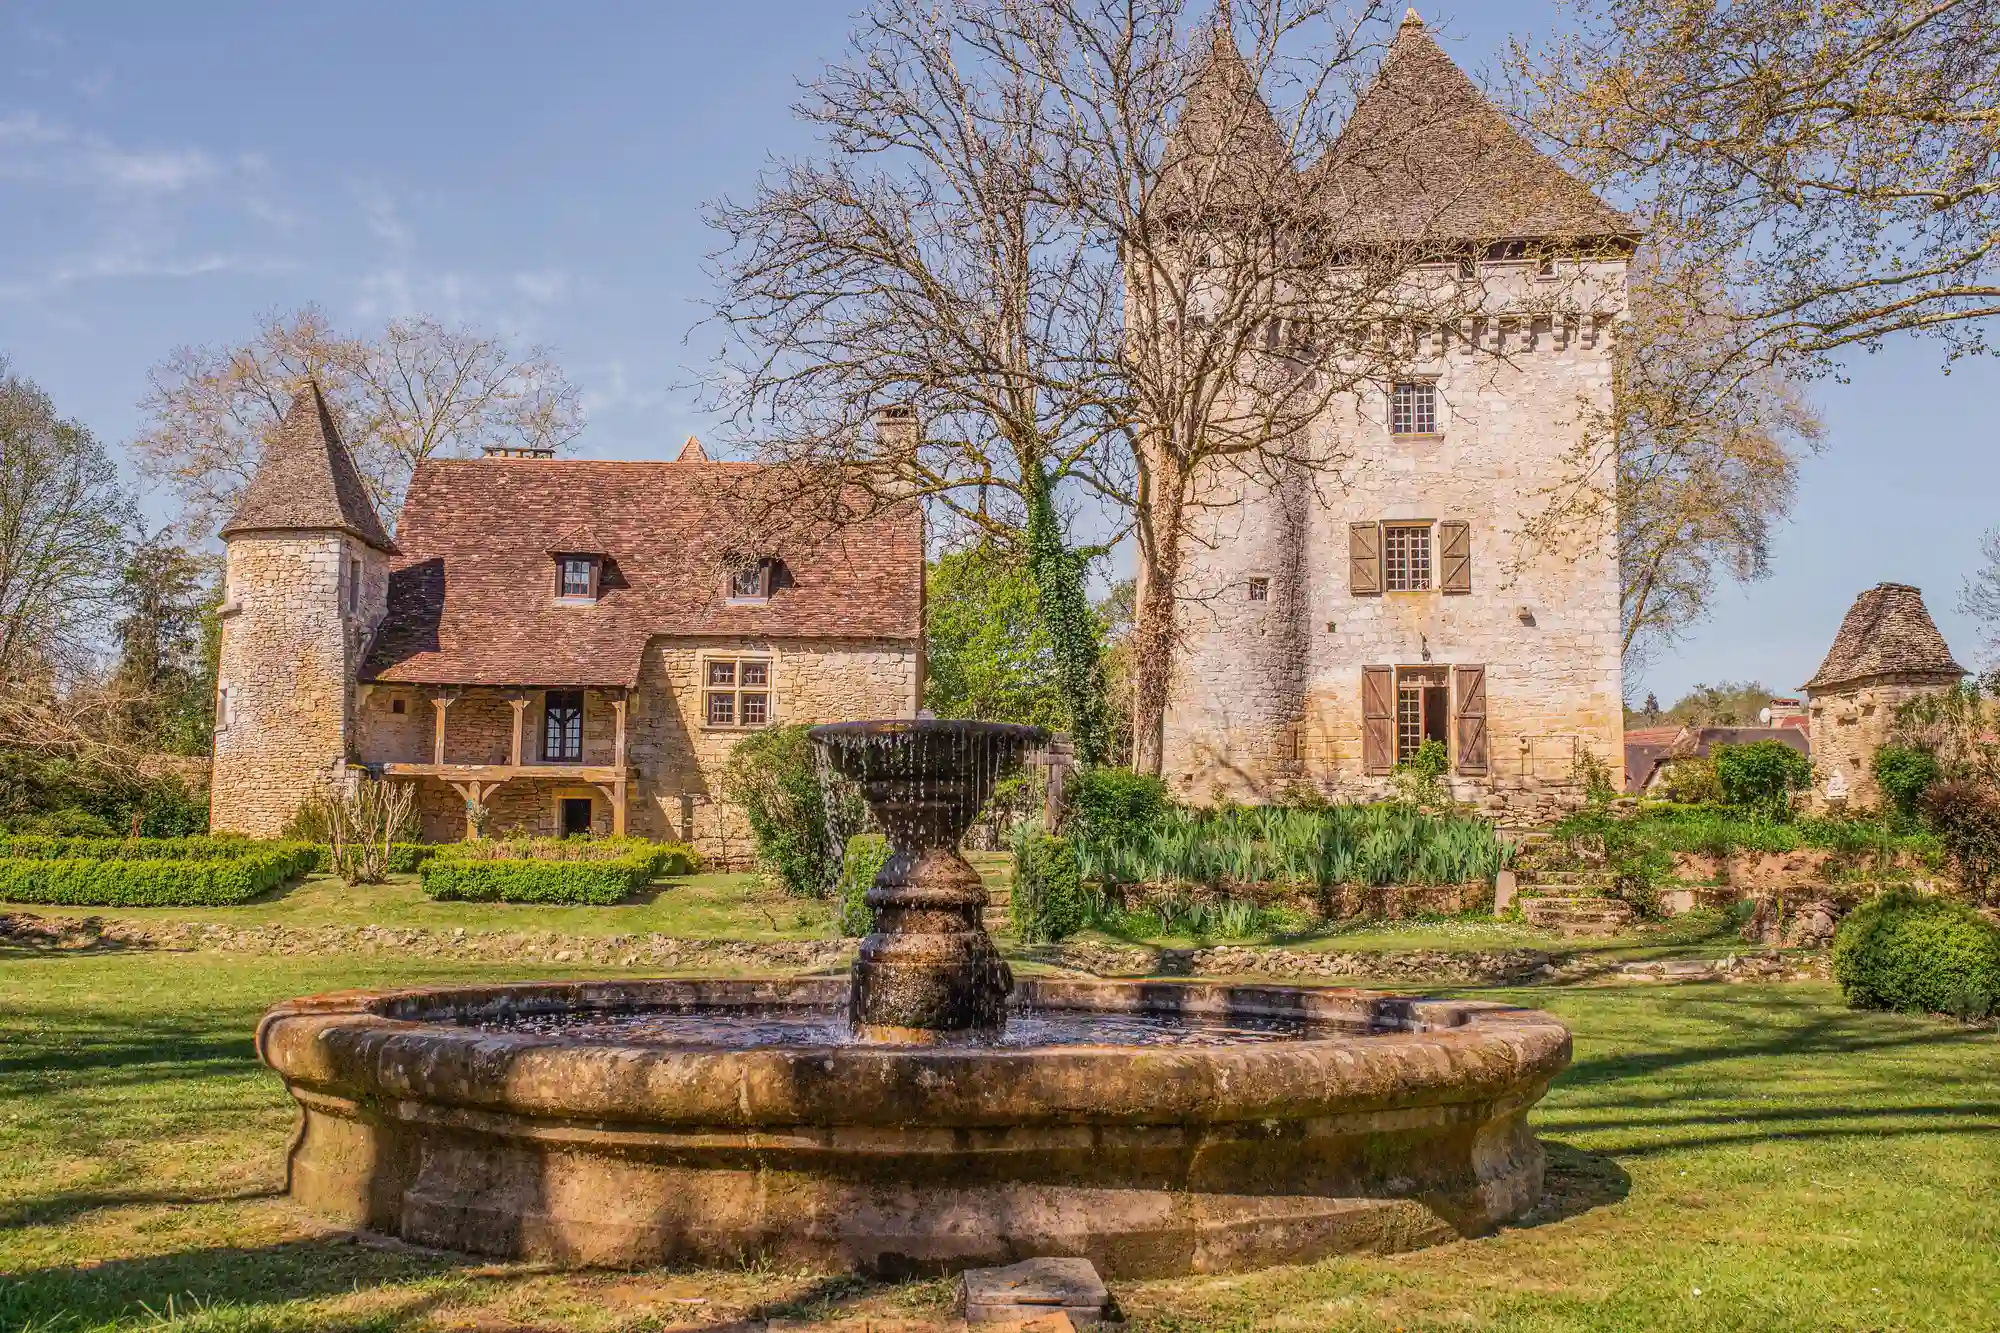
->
xmin=1 ymin=948 xmax=1994 ymax=1331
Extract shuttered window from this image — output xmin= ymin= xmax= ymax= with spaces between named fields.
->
xmin=1454 ymin=665 xmax=1489 ymax=775
xmin=1439 ymin=520 xmax=1471 ymax=594
xmin=1352 ymin=519 xmax=1472 ymax=595
xmin=1349 ymin=523 xmax=1381 ymax=595
xmin=1361 ymin=666 xmax=1395 ymax=775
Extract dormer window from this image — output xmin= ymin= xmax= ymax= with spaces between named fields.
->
xmin=728 ymin=560 xmax=773 ymax=603
xmin=556 ymin=555 xmax=600 ymax=601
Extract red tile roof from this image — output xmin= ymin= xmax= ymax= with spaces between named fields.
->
xmin=361 ymin=457 xmax=922 ymax=687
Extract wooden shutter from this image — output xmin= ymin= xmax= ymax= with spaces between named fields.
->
xmin=1439 ymin=520 xmax=1471 ymax=594
xmin=1349 ymin=522 xmax=1382 ymax=596
xmin=1362 ymin=666 xmax=1395 ymax=775
xmin=1455 ymin=664 xmax=1488 ymax=775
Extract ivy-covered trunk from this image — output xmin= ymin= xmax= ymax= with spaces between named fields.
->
xmin=1022 ymin=464 xmax=1110 ymax=767
xmin=1131 ymin=467 xmax=1185 ymax=778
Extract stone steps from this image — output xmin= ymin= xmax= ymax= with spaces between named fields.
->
xmin=1521 ymin=896 xmax=1635 ymax=935
xmin=1522 ymin=869 xmax=1620 ymax=890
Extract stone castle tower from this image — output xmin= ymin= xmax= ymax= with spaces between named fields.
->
xmin=1155 ymin=12 xmax=1634 ymax=810
xmin=210 ymin=385 xmax=398 ymax=836
xmin=1803 ymin=583 xmax=1966 ymax=811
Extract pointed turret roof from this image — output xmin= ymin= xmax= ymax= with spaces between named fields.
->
xmin=1158 ymin=15 xmax=1294 ymax=215
xmin=676 ymin=435 xmax=709 ymax=462
xmin=1803 ymin=583 xmax=1967 ymax=692
xmin=219 ymin=382 xmax=398 ymax=553
xmin=1309 ymin=11 xmax=1634 ymax=242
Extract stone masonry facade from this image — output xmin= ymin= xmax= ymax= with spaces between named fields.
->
xmin=356 ymin=638 xmax=918 ymax=859
xmin=211 ymin=531 xmax=390 ymax=837
xmin=1165 ymin=287 xmax=1627 ymax=815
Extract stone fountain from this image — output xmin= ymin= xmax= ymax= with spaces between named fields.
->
xmin=258 ymin=720 xmax=1571 ymax=1277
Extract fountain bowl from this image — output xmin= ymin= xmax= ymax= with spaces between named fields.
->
xmin=258 ymin=975 xmax=1570 ymax=1277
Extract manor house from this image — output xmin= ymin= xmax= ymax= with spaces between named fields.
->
xmin=1159 ymin=13 xmax=1635 ymax=813
xmin=208 ymin=388 xmax=922 ymax=858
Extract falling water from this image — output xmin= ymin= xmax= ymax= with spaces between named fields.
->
xmin=808 ymin=720 xmax=1048 ymax=1042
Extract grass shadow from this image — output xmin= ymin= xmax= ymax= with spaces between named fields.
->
xmin=0 ymin=1236 xmax=464 ymax=1331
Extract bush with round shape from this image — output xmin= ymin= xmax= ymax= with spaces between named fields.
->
xmin=1872 ymin=744 xmax=1939 ymax=824
xmin=1064 ymin=768 xmax=1171 ymax=845
xmin=1712 ymin=739 xmax=1812 ymax=817
xmin=1010 ymin=826 xmax=1088 ymax=943
xmin=1833 ymin=889 xmax=2000 ymax=1018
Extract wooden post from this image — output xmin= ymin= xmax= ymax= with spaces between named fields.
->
xmin=612 ymin=694 xmax=627 ymax=772
xmin=611 ymin=693 xmax=629 ymax=837
xmin=431 ymin=693 xmax=454 ymax=765
xmin=593 ymin=782 xmax=627 ymax=838
xmin=450 ymin=779 xmax=486 ymax=841
xmin=508 ymin=696 xmax=528 ymax=767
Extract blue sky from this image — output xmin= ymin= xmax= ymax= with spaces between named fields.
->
xmin=2 ymin=1 xmax=1994 ymax=704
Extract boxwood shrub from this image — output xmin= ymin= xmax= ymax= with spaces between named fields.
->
xmin=1833 ymin=889 xmax=2000 ymax=1019
xmin=419 ymin=851 xmax=661 ymax=905
xmin=0 ymin=845 xmax=318 ymax=907
xmin=0 ymin=835 xmax=262 ymax=861
xmin=308 ymin=843 xmax=437 ymax=875
xmin=1011 ymin=827 xmax=1089 ymax=944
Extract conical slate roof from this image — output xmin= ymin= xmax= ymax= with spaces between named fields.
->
xmin=1157 ymin=20 xmax=1295 ymax=216
xmin=1803 ymin=583 xmax=1967 ymax=691
xmin=1307 ymin=11 xmax=1635 ymax=242
xmin=219 ymin=383 xmax=398 ymax=553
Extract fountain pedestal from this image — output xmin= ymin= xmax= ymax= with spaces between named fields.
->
xmin=810 ymin=720 xmax=1046 ymax=1042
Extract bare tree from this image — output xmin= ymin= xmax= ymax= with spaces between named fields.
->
xmin=1520 ymin=0 xmax=2000 ymax=376
xmin=706 ymin=0 xmax=1525 ymax=772
xmin=136 ymin=305 xmax=584 ymax=537
xmin=0 ymin=360 xmax=133 ymax=682
xmin=1524 ymin=256 xmax=1823 ymax=670
xmin=1961 ymin=526 xmax=2000 ymax=671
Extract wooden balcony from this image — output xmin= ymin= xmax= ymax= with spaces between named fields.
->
xmin=377 ymin=687 xmax=633 ymax=837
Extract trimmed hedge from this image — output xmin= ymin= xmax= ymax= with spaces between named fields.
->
xmin=0 ymin=835 xmax=262 ymax=862
xmin=419 ymin=851 xmax=661 ymax=905
xmin=309 ymin=843 xmax=437 ymax=875
xmin=1833 ymin=890 xmax=2000 ymax=1019
xmin=432 ymin=836 xmax=697 ymax=873
xmin=0 ymin=845 xmax=318 ymax=907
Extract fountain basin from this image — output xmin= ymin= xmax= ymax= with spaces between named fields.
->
xmin=258 ymin=976 xmax=1570 ymax=1277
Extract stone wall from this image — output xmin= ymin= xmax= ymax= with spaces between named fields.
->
xmin=1807 ymin=674 xmax=1959 ymax=812
xmin=211 ymin=532 xmax=389 ymax=836
xmin=1164 ymin=262 xmax=1628 ymax=815
xmin=355 ymin=635 xmax=919 ymax=856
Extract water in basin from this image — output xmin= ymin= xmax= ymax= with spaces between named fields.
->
xmin=470 ymin=1005 xmax=1362 ymax=1048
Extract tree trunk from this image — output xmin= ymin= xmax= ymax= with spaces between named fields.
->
xmin=1131 ymin=470 xmax=1185 ymax=778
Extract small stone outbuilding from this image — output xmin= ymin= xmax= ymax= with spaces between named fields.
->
xmin=1803 ymin=582 xmax=1966 ymax=810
